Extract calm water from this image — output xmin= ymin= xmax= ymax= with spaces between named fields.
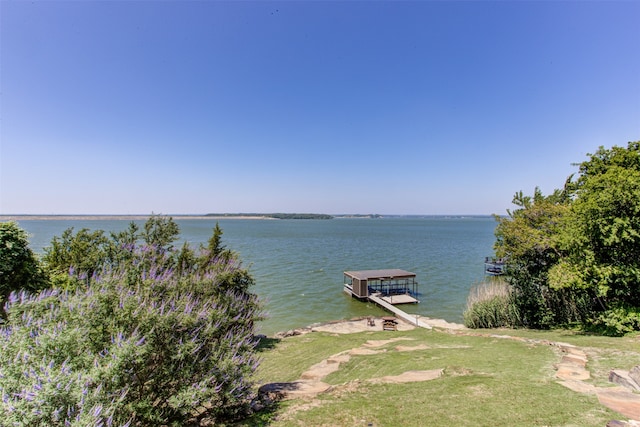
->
xmin=15 ymin=217 xmax=497 ymax=335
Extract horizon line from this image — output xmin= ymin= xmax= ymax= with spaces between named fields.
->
xmin=0 ymin=213 xmax=500 ymax=218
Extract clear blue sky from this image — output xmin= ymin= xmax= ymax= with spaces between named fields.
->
xmin=1 ymin=1 xmax=639 ymax=215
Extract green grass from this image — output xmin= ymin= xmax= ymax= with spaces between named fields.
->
xmin=245 ymin=327 xmax=639 ymax=427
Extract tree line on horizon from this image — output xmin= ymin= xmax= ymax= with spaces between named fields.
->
xmin=206 ymin=213 xmax=334 ymax=219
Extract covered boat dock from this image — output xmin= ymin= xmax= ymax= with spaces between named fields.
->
xmin=343 ymin=269 xmax=419 ymax=305
xmin=484 ymin=257 xmax=506 ymax=276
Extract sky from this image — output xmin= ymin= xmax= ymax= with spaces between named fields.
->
xmin=1 ymin=1 xmax=639 ymax=216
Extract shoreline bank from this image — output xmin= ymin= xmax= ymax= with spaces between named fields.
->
xmin=272 ymin=315 xmax=466 ymax=338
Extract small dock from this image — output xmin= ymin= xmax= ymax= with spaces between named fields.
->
xmin=484 ymin=257 xmax=506 ymax=276
xmin=343 ymin=269 xmax=432 ymax=329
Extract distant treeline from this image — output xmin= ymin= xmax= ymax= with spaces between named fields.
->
xmin=205 ymin=213 xmax=334 ymax=220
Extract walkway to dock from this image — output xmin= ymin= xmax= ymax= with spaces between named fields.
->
xmin=368 ymin=293 xmax=433 ymax=329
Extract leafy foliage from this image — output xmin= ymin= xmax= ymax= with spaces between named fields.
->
xmin=478 ymin=141 xmax=640 ymax=333
xmin=1 ymin=217 xmax=263 ymax=426
xmin=587 ymin=306 xmax=640 ymax=337
xmin=549 ymin=143 xmax=640 ymax=333
xmin=493 ymin=188 xmax=576 ymax=328
xmin=0 ymin=222 xmax=47 ymax=319
xmin=43 ymin=227 xmax=110 ymax=288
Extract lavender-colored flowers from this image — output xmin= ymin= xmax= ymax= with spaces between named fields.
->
xmin=1 ymin=239 xmax=263 ymax=426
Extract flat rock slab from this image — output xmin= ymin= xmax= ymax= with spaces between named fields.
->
xmin=630 ymin=366 xmax=640 ymax=385
xmin=556 ymin=363 xmax=591 ymax=381
xmin=259 ymin=380 xmax=332 ymax=399
xmin=301 ymin=354 xmax=351 ymax=380
xmin=395 ymin=344 xmax=431 ymax=352
xmin=363 ymin=337 xmax=415 ymax=348
xmin=370 ymin=369 xmax=444 ymax=384
xmin=562 ymin=354 xmax=588 ymax=366
xmin=557 ymin=379 xmax=597 ymax=394
xmin=606 ymin=420 xmax=640 ymax=427
xmin=349 ymin=348 xmax=384 ymax=356
xmin=610 ymin=369 xmax=640 ymax=392
xmin=310 ymin=318 xmax=416 ymax=334
xmin=597 ymin=387 xmax=640 ymax=421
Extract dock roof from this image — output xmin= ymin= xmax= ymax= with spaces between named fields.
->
xmin=344 ymin=269 xmax=416 ymax=281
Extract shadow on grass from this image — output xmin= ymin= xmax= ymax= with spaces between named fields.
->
xmin=255 ymin=335 xmax=281 ymax=352
xmin=233 ymin=404 xmax=282 ymax=427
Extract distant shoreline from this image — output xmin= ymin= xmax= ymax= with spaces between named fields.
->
xmin=1 ymin=214 xmax=496 ymax=221
xmin=0 ymin=215 xmax=277 ymax=221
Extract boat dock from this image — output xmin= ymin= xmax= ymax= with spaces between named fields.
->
xmin=484 ymin=256 xmax=506 ymax=275
xmin=343 ymin=269 xmax=419 ymax=304
xmin=343 ymin=269 xmax=432 ymax=329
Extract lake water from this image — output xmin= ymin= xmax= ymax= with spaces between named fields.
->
xmin=13 ymin=216 xmax=498 ymax=335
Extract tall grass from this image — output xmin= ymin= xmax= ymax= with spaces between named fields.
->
xmin=463 ymin=278 xmax=521 ymax=328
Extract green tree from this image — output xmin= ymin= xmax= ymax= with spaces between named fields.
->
xmin=141 ymin=214 xmax=179 ymax=253
xmin=491 ymin=141 xmax=640 ymax=334
xmin=43 ymin=227 xmax=110 ymax=287
xmin=549 ymin=142 xmax=640 ymax=321
xmin=494 ymin=187 xmax=573 ymax=327
xmin=109 ymin=221 xmax=139 ymax=266
xmin=0 ymin=222 xmax=47 ymax=319
xmin=198 ymin=222 xmax=233 ymax=269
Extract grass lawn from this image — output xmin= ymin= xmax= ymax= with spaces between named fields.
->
xmin=243 ymin=327 xmax=640 ymax=427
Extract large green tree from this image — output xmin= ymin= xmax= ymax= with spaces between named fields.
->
xmin=493 ymin=187 xmax=574 ymax=327
xmin=491 ymin=141 xmax=640 ymax=333
xmin=549 ymin=142 xmax=640 ymax=312
xmin=0 ymin=222 xmax=47 ymax=319
xmin=42 ymin=214 xmax=182 ymax=287
xmin=43 ymin=227 xmax=110 ymax=287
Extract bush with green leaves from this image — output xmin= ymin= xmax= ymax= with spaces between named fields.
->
xmin=1 ymin=219 xmax=263 ymax=426
xmin=0 ymin=221 xmax=48 ymax=319
xmin=490 ymin=141 xmax=640 ymax=334
xmin=587 ymin=306 xmax=640 ymax=337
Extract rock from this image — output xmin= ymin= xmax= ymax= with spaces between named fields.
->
xmin=555 ymin=362 xmax=591 ymax=381
xmin=607 ymin=421 xmax=640 ymax=427
xmin=369 ymin=369 xmax=444 ymax=384
xmin=597 ymin=387 xmax=640 ymax=421
xmin=556 ymin=379 xmax=597 ymax=394
xmin=610 ymin=369 xmax=640 ymax=392
xmin=274 ymin=328 xmax=310 ymax=338
xmin=630 ymin=365 xmax=640 ymax=386
xmin=258 ymin=380 xmax=332 ymax=400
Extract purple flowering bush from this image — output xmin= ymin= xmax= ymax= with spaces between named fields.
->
xmin=1 ymin=223 xmax=262 ymax=426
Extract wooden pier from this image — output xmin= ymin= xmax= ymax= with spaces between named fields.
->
xmin=368 ymin=293 xmax=433 ymax=329
xmin=343 ymin=269 xmax=432 ymax=329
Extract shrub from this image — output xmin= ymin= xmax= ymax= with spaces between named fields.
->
xmin=0 ymin=250 xmax=262 ymax=426
xmin=0 ymin=221 xmax=48 ymax=319
xmin=464 ymin=279 xmax=520 ymax=328
xmin=587 ymin=306 xmax=640 ymax=337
